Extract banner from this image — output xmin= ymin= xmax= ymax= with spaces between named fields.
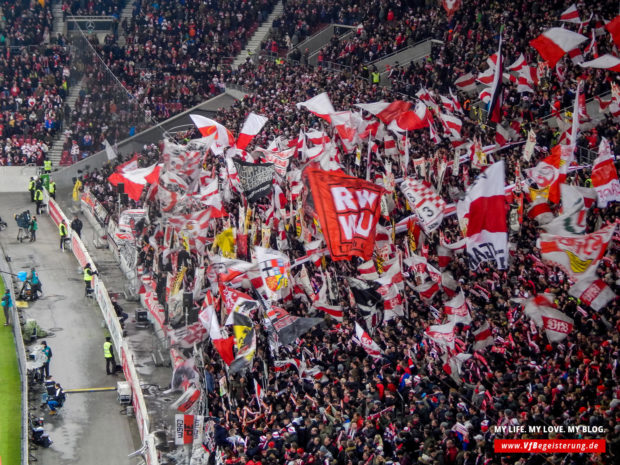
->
xmin=174 ymin=414 xmax=196 ymax=445
xmin=306 ymin=167 xmax=384 ymax=260
xmin=233 ymin=159 xmax=275 ymax=202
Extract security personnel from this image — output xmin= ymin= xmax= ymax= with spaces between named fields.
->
xmin=44 ymin=159 xmax=52 ymax=173
xmin=103 ymin=336 xmax=115 ymax=375
xmin=59 ymin=219 xmax=68 ymax=250
xmin=371 ymin=69 xmax=381 ymax=84
xmin=83 ymin=263 xmax=97 ymax=295
xmin=48 ymin=179 xmax=56 ymax=200
xmin=28 ymin=177 xmax=36 ymax=202
xmin=34 ymin=186 xmax=44 ymax=214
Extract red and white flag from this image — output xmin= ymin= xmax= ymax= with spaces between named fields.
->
xmin=400 ymin=178 xmax=446 ymax=233
xmin=263 ymin=147 xmax=295 ymax=177
xmin=473 ymin=321 xmax=493 ymax=351
xmin=296 ymin=92 xmax=336 ymax=123
xmin=539 ymin=223 xmax=616 ymax=280
xmin=439 ymin=113 xmax=463 ymax=138
xmin=459 ymin=161 xmax=508 ymax=270
xmin=454 ymin=72 xmax=477 ymax=92
xmin=190 ymin=114 xmax=235 ymax=147
xmin=414 ymin=280 xmax=441 ymax=301
xmin=199 ymin=302 xmax=234 ymax=365
xmin=507 ymin=53 xmax=527 ymax=72
xmin=569 ymin=268 xmax=616 ymax=312
xmin=425 ymin=321 xmax=455 ymax=350
xmin=236 ymin=113 xmax=268 ymax=150
xmin=305 ymin=167 xmax=384 ymax=261
xmin=559 ymin=4 xmax=581 ymax=23
xmin=108 ymin=163 xmax=161 ymax=202
xmin=444 ymin=291 xmax=471 ymax=325
xmin=527 ymin=197 xmax=554 ymax=225
xmin=314 ymin=302 xmax=344 ymax=321
xmin=354 ymin=322 xmax=383 ymax=358
xmin=358 ymin=260 xmax=379 ymax=280
xmin=441 ymin=272 xmax=460 ymax=298
xmin=387 ymin=101 xmax=430 ymax=132
xmin=578 ymin=54 xmax=620 ymax=72
xmin=524 ymin=295 xmax=573 ymax=342
xmin=591 ymin=138 xmax=620 ymax=208
xmin=355 ymin=100 xmax=411 ymax=124
xmin=529 ymin=28 xmax=587 ymax=68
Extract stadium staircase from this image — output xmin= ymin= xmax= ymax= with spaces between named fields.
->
xmin=51 ymin=1 xmax=66 ymax=36
xmin=231 ymin=1 xmax=284 ymax=70
xmin=48 ymin=79 xmax=84 ymax=167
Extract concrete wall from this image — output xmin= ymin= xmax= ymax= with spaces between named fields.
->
xmin=289 ymin=24 xmax=337 ymax=59
xmin=0 ymin=166 xmax=41 ymax=193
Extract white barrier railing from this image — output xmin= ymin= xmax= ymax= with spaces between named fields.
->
xmin=47 ymin=198 xmax=159 ymax=465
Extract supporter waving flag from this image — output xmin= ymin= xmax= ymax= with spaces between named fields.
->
xmin=458 ymin=161 xmax=508 ymax=270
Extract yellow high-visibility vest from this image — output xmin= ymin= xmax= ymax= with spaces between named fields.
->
xmin=84 ymin=268 xmax=93 ymax=282
xmin=103 ymin=341 xmax=113 ymax=358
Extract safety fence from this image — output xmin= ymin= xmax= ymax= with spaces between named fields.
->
xmin=0 ymin=251 xmax=29 ymax=465
xmin=46 ymin=199 xmax=159 ymax=465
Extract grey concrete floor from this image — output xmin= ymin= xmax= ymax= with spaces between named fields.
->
xmin=0 ymin=192 xmax=142 ymax=465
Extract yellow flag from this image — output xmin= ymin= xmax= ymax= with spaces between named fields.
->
xmin=38 ymin=0 xmax=45 ymax=6
xmin=214 ymin=228 xmax=235 ymax=257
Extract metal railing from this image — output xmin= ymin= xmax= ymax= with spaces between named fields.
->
xmin=0 ymin=249 xmax=29 ymax=465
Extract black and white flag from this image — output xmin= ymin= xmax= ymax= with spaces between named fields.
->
xmin=233 ymin=159 xmax=275 ymax=202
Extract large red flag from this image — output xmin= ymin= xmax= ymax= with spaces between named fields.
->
xmin=306 ymin=167 xmax=384 ymax=261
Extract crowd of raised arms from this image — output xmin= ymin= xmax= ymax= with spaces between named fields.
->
xmin=6 ymin=1 xmax=620 ymax=464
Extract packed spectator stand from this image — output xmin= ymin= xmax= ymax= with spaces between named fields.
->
xmin=62 ymin=2 xmax=620 ymax=465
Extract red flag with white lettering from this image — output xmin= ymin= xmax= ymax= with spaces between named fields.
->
xmin=305 ymin=167 xmax=384 ymax=261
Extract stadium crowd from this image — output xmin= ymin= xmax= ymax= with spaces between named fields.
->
xmin=69 ymin=2 xmax=620 ymax=465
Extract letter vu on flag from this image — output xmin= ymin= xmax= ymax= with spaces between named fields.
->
xmin=305 ymin=167 xmax=384 ymax=260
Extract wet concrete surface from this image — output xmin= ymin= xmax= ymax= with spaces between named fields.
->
xmin=54 ymin=191 xmax=180 ymax=462
xmin=0 ymin=192 xmax=142 ymax=465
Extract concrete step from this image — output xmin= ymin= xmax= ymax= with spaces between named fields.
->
xmin=231 ymin=0 xmax=284 ymax=70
